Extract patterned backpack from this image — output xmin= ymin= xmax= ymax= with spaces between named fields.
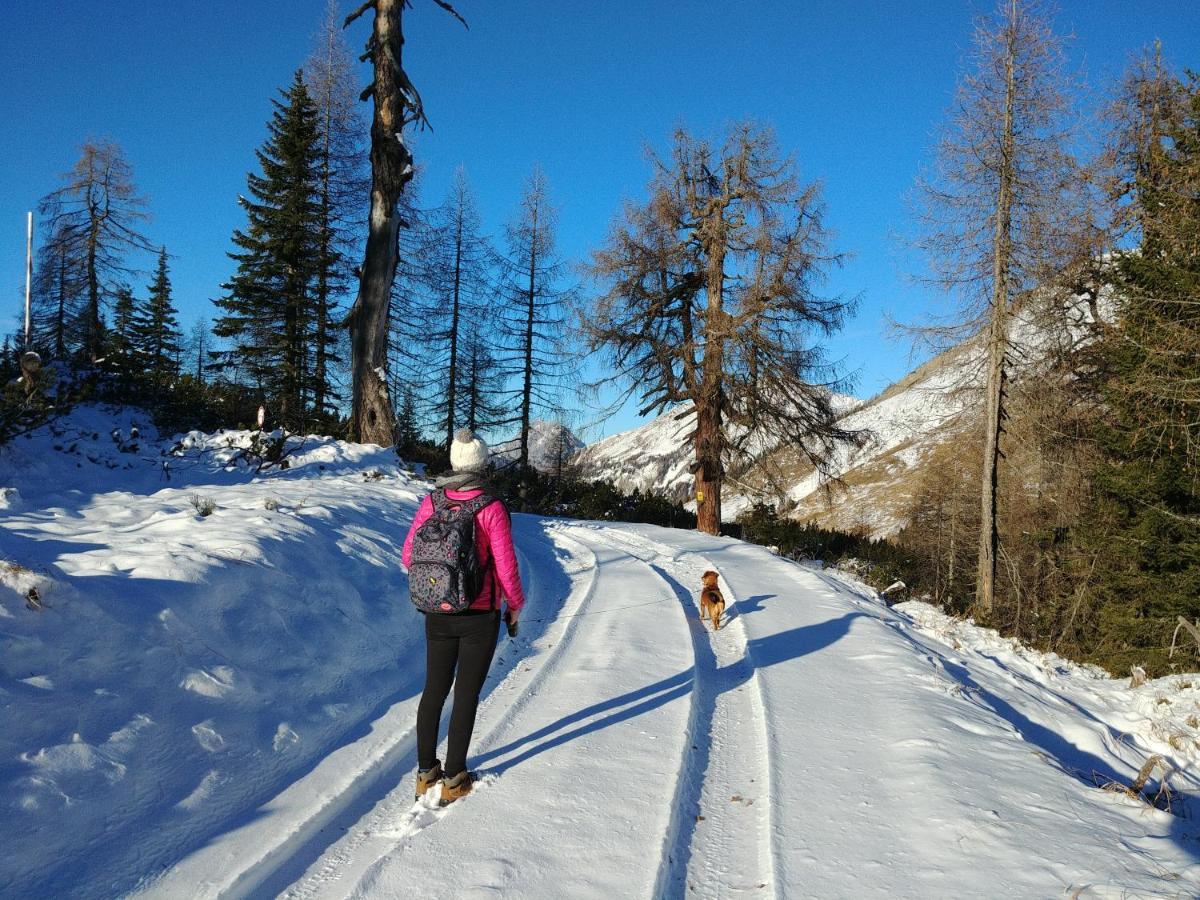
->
xmin=408 ymin=491 xmax=496 ymax=614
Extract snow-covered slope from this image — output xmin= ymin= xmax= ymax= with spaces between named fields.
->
xmin=572 ymin=301 xmax=1097 ymax=537
xmin=779 ymin=340 xmax=979 ymax=535
xmin=571 ymin=403 xmax=698 ymax=497
xmin=572 ymin=353 xmax=975 ymax=535
xmin=3 ymin=406 xmax=1198 ymax=899
xmin=490 ymin=419 xmax=584 ymax=473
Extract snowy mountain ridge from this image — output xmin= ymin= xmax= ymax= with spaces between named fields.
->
xmin=489 ymin=418 xmax=585 ymax=473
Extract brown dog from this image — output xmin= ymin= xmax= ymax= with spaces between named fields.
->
xmin=699 ymin=570 xmax=726 ymax=631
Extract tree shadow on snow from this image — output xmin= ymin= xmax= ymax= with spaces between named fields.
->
xmin=721 ymin=593 xmax=775 ymax=626
xmin=475 ymin=586 xmax=861 ymax=778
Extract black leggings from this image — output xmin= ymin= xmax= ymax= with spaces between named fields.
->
xmin=417 ymin=609 xmax=500 ymax=776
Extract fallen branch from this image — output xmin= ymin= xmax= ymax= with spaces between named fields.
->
xmin=1169 ymin=615 xmax=1200 ymax=659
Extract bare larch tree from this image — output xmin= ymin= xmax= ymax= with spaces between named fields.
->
xmin=498 ymin=167 xmax=573 ymax=471
xmin=395 ymin=167 xmax=496 ymax=450
xmin=306 ymin=0 xmax=370 ymax=419
xmin=584 ymin=122 xmax=860 ymax=535
xmin=343 ymin=0 xmax=466 ymax=445
xmin=914 ymin=0 xmax=1080 ymax=614
xmin=38 ymin=139 xmax=155 ymax=362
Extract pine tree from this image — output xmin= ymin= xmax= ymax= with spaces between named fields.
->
xmin=213 ymin=71 xmax=323 ymax=429
xmin=1076 ymin=71 xmax=1200 ymax=668
xmin=498 ymin=167 xmax=573 ymax=471
xmin=37 ymin=139 xmax=155 ymax=361
xmin=137 ymin=247 xmax=182 ymax=380
xmin=396 ymin=386 xmax=422 ymax=457
xmin=106 ymin=284 xmax=141 ymax=377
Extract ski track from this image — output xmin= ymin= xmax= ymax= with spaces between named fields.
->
xmin=268 ymin=523 xmax=602 ymax=899
xmin=133 ymin=516 xmax=591 ymax=900
xmin=277 ymin=519 xmax=698 ymax=899
xmin=574 ymin=524 xmax=777 ymax=899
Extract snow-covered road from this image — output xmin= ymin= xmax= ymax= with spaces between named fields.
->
xmin=4 ymin=417 xmax=1199 ymax=899
xmin=145 ymin=521 xmax=1200 ymax=900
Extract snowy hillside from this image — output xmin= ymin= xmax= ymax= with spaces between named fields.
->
xmin=571 ymin=403 xmax=698 ymax=499
xmin=3 ymin=406 xmax=1199 ymax=898
xmin=572 ymin=300 xmax=1100 ymax=537
xmin=490 ymin=419 xmax=584 ymax=473
xmin=572 ymin=358 xmax=971 ymax=534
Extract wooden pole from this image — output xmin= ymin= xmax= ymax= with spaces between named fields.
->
xmin=24 ymin=211 xmax=33 ymax=349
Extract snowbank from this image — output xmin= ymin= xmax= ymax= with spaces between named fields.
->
xmin=0 ymin=407 xmax=430 ymax=898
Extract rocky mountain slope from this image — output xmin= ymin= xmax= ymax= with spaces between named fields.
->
xmin=491 ymin=419 xmax=585 ymax=474
xmin=573 ymin=341 xmax=985 ymax=537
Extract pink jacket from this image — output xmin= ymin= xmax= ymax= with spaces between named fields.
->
xmin=402 ymin=488 xmax=526 ymax=612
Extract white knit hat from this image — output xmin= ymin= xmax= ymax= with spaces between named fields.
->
xmin=450 ymin=428 xmax=490 ymax=472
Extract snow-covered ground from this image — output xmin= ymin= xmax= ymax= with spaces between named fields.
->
xmin=3 ymin=407 xmax=1199 ymax=898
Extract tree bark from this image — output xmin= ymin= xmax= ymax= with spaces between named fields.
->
xmin=976 ymin=9 xmax=1018 ymax=616
xmin=695 ymin=219 xmax=727 ymax=536
xmin=348 ymin=0 xmax=407 ymax=446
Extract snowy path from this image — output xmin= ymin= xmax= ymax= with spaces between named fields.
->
xmin=7 ymin=416 xmax=1200 ymax=899
xmin=134 ymin=518 xmax=1200 ymax=899
xmin=572 ymin=524 xmax=777 ymax=898
xmin=273 ymin=522 xmax=698 ymax=898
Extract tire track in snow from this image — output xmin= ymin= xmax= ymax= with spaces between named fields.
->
xmin=137 ymin=517 xmax=593 ymax=900
xmin=572 ymin=525 xmax=776 ymax=899
xmin=267 ymin=520 xmax=602 ymax=899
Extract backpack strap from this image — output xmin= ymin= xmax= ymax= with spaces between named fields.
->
xmin=455 ymin=494 xmax=502 ymax=610
xmin=460 ymin=494 xmax=498 ymax=516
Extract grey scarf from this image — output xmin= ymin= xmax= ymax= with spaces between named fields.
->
xmin=434 ymin=471 xmax=495 ymax=494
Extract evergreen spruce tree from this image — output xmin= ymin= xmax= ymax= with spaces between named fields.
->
xmin=138 ymin=247 xmax=182 ymax=380
xmin=106 ymin=284 xmax=141 ymax=378
xmin=396 ymin=386 xmax=422 ymax=457
xmin=213 ymin=71 xmax=322 ymax=429
xmin=1082 ymin=71 xmax=1200 ymax=672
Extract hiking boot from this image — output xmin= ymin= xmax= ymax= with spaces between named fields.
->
xmin=415 ymin=761 xmax=442 ymax=801
xmin=440 ymin=770 xmax=475 ymax=806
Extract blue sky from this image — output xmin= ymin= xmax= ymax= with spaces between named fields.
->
xmin=2 ymin=1 xmax=1197 ymax=440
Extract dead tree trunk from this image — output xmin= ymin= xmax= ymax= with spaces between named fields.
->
xmin=977 ymin=13 xmax=1018 ymax=617
xmin=345 ymin=0 xmax=410 ymax=445
xmin=345 ymin=0 xmax=465 ymax=445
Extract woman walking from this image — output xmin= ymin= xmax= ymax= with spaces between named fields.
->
xmin=401 ymin=428 xmax=525 ymax=805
